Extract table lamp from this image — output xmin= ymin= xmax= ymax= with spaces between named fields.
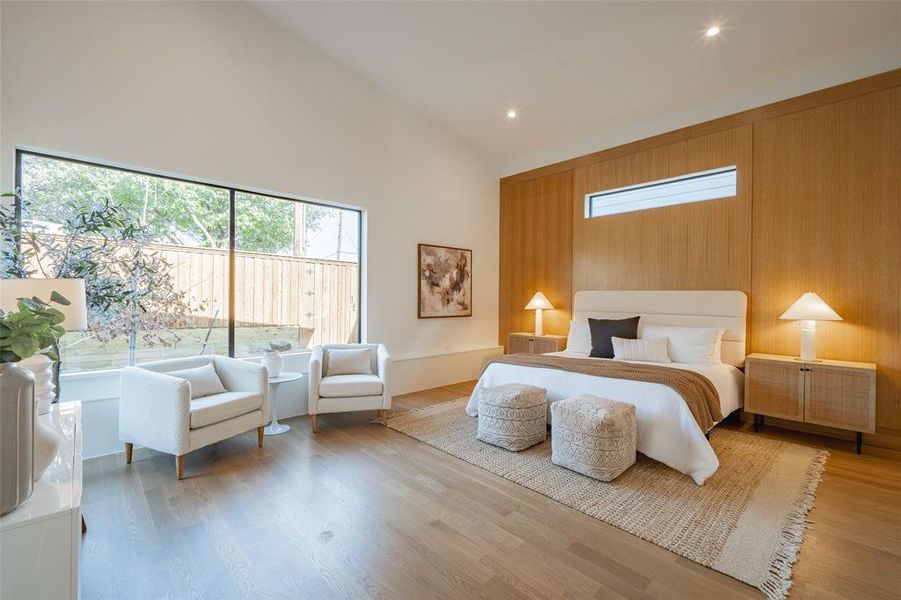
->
xmin=779 ymin=292 xmax=841 ymax=362
xmin=0 ymin=278 xmax=88 ymax=413
xmin=525 ymin=292 xmax=554 ymax=336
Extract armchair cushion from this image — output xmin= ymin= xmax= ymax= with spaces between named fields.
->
xmin=168 ymin=363 xmax=227 ymax=399
xmin=319 ymin=374 xmax=383 ymax=398
xmin=325 ymin=348 xmax=373 ymax=376
xmin=190 ymin=391 xmax=263 ymax=429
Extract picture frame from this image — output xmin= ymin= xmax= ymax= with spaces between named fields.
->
xmin=417 ymin=243 xmax=473 ymax=318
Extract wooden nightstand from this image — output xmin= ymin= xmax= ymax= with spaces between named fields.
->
xmin=507 ymin=332 xmax=567 ymax=355
xmin=744 ymin=353 xmax=876 ymax=453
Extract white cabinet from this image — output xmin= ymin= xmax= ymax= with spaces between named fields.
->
xmin=1 ymin=402 xmax=82 ymax=599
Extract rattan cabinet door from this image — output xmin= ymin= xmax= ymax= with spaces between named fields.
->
xmin=745 ymin=359 xmax=804 ymax=420
xmin=508 ymin=335 xmax=532 ymax=354
xmin=533 ymin=337 xmax=559 ymax=354
xmin=805 ymin=364 xmax=876 ymax=433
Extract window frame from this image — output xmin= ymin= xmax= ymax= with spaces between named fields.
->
xmin=13 ymin=148 xmax=364 ymax=364
xmin=584 ymin=165 xmax=737 ymax=218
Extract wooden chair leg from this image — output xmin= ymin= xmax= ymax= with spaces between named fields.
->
xmin=311 ymin=413 xmax=318 ymax=433
xmin=176 ymin=455 xmax=185 ymax=480
xmin=125 ymin=442 xmax=133 ymax=464
xmin=379 ymin=409 xmax=387 ymax=425
xmin=257 ymin=426 xmax=264 ymax=448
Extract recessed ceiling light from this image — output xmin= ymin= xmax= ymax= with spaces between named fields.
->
xmin=705 ymin=26 xmax=720 ymax=38
xmin=506 ymin=109 xmax=517 ymax=119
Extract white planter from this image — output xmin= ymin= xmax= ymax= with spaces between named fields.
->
xmin=261 ymin=351 xmax=283 ymax=378
xmin=0 ymin=364 xmax=34 ymax=514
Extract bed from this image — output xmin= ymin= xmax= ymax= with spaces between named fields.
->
xmin=467 ymin=290 xmax=747 ymax=485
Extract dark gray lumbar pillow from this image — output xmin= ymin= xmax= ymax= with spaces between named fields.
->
xmin=588 ymin=316 xmax=641 ymax=359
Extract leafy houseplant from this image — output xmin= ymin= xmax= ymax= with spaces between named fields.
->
xmin=0 ymin=292 xmax=70 ymax=364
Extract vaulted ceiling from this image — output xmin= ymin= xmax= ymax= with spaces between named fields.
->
xmin=251 ymin=1 xmax=900 ymax=175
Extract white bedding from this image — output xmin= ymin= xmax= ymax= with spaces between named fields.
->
xmin=466 ymin=350 xmax=744 ymax=485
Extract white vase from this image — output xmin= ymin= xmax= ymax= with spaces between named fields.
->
xmin=32 ymin=400 xmax=59 ymax=482
xmin=261 ymin=350 xmax=283 ymax=378
xmin=20 ymin=354 xmax=55 ymax=415
xmin=0 ymin=364 xmax=34 ymax=515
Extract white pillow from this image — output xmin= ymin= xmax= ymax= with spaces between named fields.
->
xmin=639 ymin=325 xmax=724 ymax=365
xmin=327 ymin=348 xmax=372 ymax=376
xmin=611 ymin=336 xmax=671 ymax=363
xmin=566 ymin=320 xmax=592 ymax=354
xmin=168 ymin=363 xmax=226 ymax=399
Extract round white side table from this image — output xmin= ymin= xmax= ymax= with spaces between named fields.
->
xmin=264 ymin=371 xmax=303 ymax=436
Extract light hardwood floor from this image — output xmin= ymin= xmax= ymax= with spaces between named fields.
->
xmin=81 ymin=382 xmax=901 ymax=599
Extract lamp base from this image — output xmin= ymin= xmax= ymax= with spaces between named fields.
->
xmin=799 ymin=320 xmax=817 ymax=362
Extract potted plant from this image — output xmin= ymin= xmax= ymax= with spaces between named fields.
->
xmin=0 ymin=293 xmax=68 ymax=363
xmin=0 ymin=292 xmax=69 ymax=489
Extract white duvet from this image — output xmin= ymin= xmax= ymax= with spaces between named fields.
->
xmin=466 ymin=351 xmax=744 ymax=485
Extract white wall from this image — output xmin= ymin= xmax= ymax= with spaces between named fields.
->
xmin=1 ymin=1 xmax=501 ymax=455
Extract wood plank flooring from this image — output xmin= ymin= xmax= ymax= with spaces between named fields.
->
xmin=81 ymin=381 xmax=901 ymax=599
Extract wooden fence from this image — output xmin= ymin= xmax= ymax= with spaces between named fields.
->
xmin=26 ymin=235 xmax=359 ymax=349
xmin=159 ymin=243 xmax=359 ymax=347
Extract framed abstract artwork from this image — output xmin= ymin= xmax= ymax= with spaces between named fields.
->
xmin=418 ymin=243 xmax=473 ymax=318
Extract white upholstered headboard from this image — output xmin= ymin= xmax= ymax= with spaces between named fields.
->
xmin=572 ymin=290 xmax=748 ymax=367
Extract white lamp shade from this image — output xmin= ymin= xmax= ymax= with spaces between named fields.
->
xmin=0 ymin=278 xmax=88 ymax=330
xmin=524 ymin=292 xmax=554 ymax=311
xmin=779 ymin=292 xmax=842 ymax=322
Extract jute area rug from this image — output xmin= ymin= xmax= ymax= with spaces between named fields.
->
xmin=385 ymin=398 xmax=828 ymax=600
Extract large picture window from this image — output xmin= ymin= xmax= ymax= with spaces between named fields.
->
xmin=8 ymin=151 xmax=361 ymax=373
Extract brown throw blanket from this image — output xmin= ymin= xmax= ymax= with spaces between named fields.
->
xmin=482 ymin=354 xmax=723 ymax=432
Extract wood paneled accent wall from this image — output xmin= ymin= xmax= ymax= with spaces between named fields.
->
xmin=498 ymin=68 xmax=901 ymax=454
xmin=751 ymin=87 xmax=901 ymax=450
xmin=572 ymin=126 xmax=752 ymax=293
xmin=499 ymin=171 xmax=572 ymax=351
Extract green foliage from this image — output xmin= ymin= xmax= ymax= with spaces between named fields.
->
xmin=0 ymin=193 xmax=195 ymax=363
xmin=236 ymin=193 xmax=292 ymax=253
xmin=20 ymin=155 xmax=326 ymax=254
xmin=0 ymin=294 xmax=69 ymax=363
xmin=0 ymin=191 xmax=29 ymax=278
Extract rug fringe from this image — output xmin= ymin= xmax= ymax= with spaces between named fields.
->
xmin=760 ymin=449 xmax=829 ymax=600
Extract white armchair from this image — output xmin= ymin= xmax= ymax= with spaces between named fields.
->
xmin=308 ymin=343 xmax=390 ymax=432
xmin=119 ymin=355 xmax=268 ymax=479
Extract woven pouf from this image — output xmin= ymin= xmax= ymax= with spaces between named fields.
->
xmin=476 ymin=383 xmax=547 ymax=451
xmin=551 ymin=394 xmax=636 ymax=481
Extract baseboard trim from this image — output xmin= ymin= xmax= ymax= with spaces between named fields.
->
xmin=391 ymin=346 xmax=503 ymax=395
